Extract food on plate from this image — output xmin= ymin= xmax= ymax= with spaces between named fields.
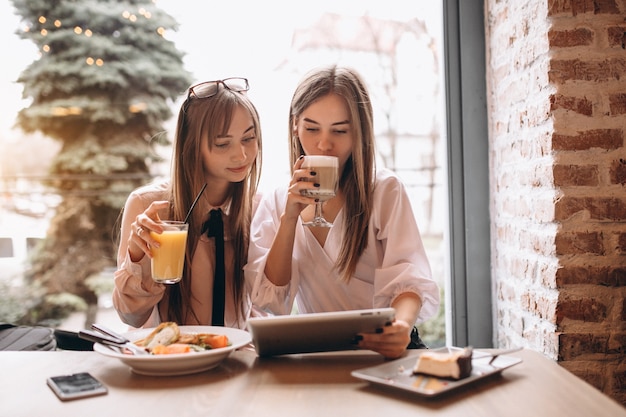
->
xmin=412 ymin=347 xmax=473 ymax=380
xmin=151 ymin=343 xmax=191 ymax=355
xmin=139 ymin=322 xmax=181 ymax=349
xmin=134 ymin=322 xmax=231 ymax=355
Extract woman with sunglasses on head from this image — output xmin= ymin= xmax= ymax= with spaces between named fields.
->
xmin=113 ymin=78 xmax=262 ymax=329
xmin=245 ymin=66 xmax=439 ymax=358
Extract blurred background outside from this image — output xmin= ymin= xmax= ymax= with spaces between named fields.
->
xmin=0 ymin=1 xmax=447 ymax=346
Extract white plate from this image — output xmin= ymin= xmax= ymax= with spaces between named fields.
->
xmin=93 ymin=326 xmax=252 ymax=376
xmin=351 ymin=346 xmax=523 ymax=397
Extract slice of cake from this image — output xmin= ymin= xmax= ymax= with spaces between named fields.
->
xmin=412 ymin=347 xmax=473 ymax=380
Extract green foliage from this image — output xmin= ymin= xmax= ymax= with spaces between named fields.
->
xmin=419 ymin=286 xmax=446 ymax=348
xmin=0 ymin=271 xmax=84 ymax=327
xmin=11 ymin=0 xmax=191 ymax=146
xmin=0 ymin=279 xmax=45 ymax=324
xmin=36 ymin=293 xmax=88 ymax=326
xmin=8 ymin=0 xmax=192 ymax=325
xmin=85 ymin=268 xmax=116 ymax=296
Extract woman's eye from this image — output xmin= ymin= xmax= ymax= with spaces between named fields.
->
xmin=214 ymin=142 xmax=229 ymax=148
xmin=243 ymin=136 xmax=256 ymax=143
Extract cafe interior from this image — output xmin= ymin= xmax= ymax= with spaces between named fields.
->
xmin=2 ymin=0 xmax=625 ymax=415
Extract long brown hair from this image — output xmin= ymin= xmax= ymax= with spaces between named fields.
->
xmin=166 ymin=85 xmax=262 ymax=323
xmin=288 ymin=66 xmax=375 ymax=281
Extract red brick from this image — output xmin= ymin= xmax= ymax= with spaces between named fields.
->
xmin=548 ymin=0 xmax=595 ymax=16
xmin=593 ymin=0 xmax=621 ymax=14
xmin=558 ymin=333 xmax=610 ymax=359
xmin=608 ymin=268 xmax=626 ymax=286
xmin=552 ymin=129 xmax=623 ymax=151
xmin=550 ymin=94 xmax=593 ymax=115
xmin=608 ymin=332 xmax=626 ymax=352
xmin=609 ymin=93 xmax=626 ymax=115
xmin=617 ymin=233 xmax=626 ymax=252
xmin=522 ymin=292 xmax=557 ymax=321
xmin=555 ymin=232 xmax=603 ymax=255
xmin=553 ymin=164 xmax=598 ymax=186
xmin=610 ymin=159 xmax=626 ymax=184
xmin=548 ymin=0 xmax=620 ymax=16
xmin=555 ymin=266 xmax=626 ymax=286
xmin=549 ymin=58 xmax=626 ymax=83
xmin=611 ymin=362 xmax=626 ymax=404
xmin=556 ymin=295 xmax=607 ymax=323
xmin=549 ymin=28 xmax=594 ymax=47
xmin=489 ymin=0 xmax=626 ymax=407
xmin=555 ymin=197 xmax=626 ymax=221
xmin=607 ymin=27 xmax=626 ymax=48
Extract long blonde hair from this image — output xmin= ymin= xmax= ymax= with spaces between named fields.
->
xmin=167 ymin=85 xmax=262 ymax=323
xmin=288 ymin=66 xmax=375 ymax=281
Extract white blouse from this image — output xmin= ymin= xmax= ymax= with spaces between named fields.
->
xmin=245 ymin=168 xmax=440 ymax=323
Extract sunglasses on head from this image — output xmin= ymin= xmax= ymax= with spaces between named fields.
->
xmin=187 ymin=77 xmax=249 ymax=100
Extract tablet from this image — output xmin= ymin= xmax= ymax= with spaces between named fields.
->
xmin=247 ymin=308 xmax=395 ymax=357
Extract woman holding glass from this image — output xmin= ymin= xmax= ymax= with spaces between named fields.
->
xmin=245 ymin=66 xmax=439 ymax=358
xmin=113 ymin=78 xmax=262 ymax=329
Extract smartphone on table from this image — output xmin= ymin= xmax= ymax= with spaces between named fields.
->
xmin=47 ymin=372 xmax=108 ymax=401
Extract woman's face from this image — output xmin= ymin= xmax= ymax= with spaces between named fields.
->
xmin=202 ymin=105 xmax=258 ymax=185
xmin=295 ymin=93 xmax=354 ymax=171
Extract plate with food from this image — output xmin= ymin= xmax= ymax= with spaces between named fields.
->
xmin=92 ymin=322 xmax=252 ymax=376
xmin=351 ymin=346 xmax=522 ymax=397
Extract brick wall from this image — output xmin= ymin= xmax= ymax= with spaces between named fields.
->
xmin=484 ymin=0 xmax=626 ymax=405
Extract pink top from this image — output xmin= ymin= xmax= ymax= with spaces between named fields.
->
xmin=112 ymin=181 xmax=251 ymax=329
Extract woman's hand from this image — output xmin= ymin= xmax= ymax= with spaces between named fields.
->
xmin=357 ymin=319 xmax=412 ymax=359
xmin=282 ymin=155 xmax=319 ymax=223
xmin=128 ymin=200 xmax=170 ymax=262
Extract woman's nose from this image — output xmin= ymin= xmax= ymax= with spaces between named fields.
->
xmin=232 ymin=143 xmax=247 ymax=161
xmin=317 ymin=132 xmax=332 ymax=151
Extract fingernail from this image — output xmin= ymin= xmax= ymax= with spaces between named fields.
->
xmin=375 ymin=328 xmax=383 ymax=334
xmin=298 ymin=155 xmax=304 ymax=160
xmin=351 ymin=335 xmax=363 ymax=344
xmin=314 ymin=183 xmax=320 ymax=187
xmin=315 ymin=198 xmax=320 ymax=203
xmin=310 ymin=171 xmax=317 ymax=176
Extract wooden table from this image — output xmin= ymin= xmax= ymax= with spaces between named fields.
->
xmin=1 ymin=347 xmax=624 ymax=417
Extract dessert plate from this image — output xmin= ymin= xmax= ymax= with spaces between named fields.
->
xmin=351 ymin=346 xmax=522 ymax=397
xmin=93 ymin=325 xmax=251 ymax=376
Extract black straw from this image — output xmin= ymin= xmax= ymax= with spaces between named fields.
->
xmin=184 ymin=183 xmax=207 ymax=223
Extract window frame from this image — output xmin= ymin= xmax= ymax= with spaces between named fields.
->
xmin=442 ymin=0 xmax=493 ymax=347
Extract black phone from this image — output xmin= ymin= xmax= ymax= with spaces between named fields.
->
xmin=46 ymin=372 xmax=108 ymax=401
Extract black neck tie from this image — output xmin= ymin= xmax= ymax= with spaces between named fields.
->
xmin=202 ymin=209 xmax=225 ymax=326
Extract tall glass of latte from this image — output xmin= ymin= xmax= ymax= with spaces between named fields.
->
xmin=300 ymin=155 xmax=339 ymax=227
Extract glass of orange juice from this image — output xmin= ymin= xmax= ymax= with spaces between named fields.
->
xmin=150 ymin=221 xmax=188 ymax=284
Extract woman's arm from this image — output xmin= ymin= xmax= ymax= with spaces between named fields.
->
xmin=264 ymin=212 xmax=298 ymax=286
xmin=264 ymin=156 xmax=318 ymax=286
xmin=112 ymin=190 xmax=167 ymax=327
xmin=391 ymin=292 xmax=423 ymax=330
xmin=358 ymin=171 xmax=440 ymax=358
xmin=358 ymin=292 xmax=422 ymax=359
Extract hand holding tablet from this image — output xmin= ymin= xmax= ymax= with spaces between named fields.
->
xmin=247 ymin=308 xmax=395 ymax=357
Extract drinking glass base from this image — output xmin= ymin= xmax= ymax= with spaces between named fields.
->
xmin=153 ymin=278 xmax=182 ymax=285
xmin=302 ymin=218 xmax=333 ymax=228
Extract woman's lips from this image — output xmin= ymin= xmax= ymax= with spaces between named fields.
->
xmin=228 ymin=165 xmax=248 ymax=173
